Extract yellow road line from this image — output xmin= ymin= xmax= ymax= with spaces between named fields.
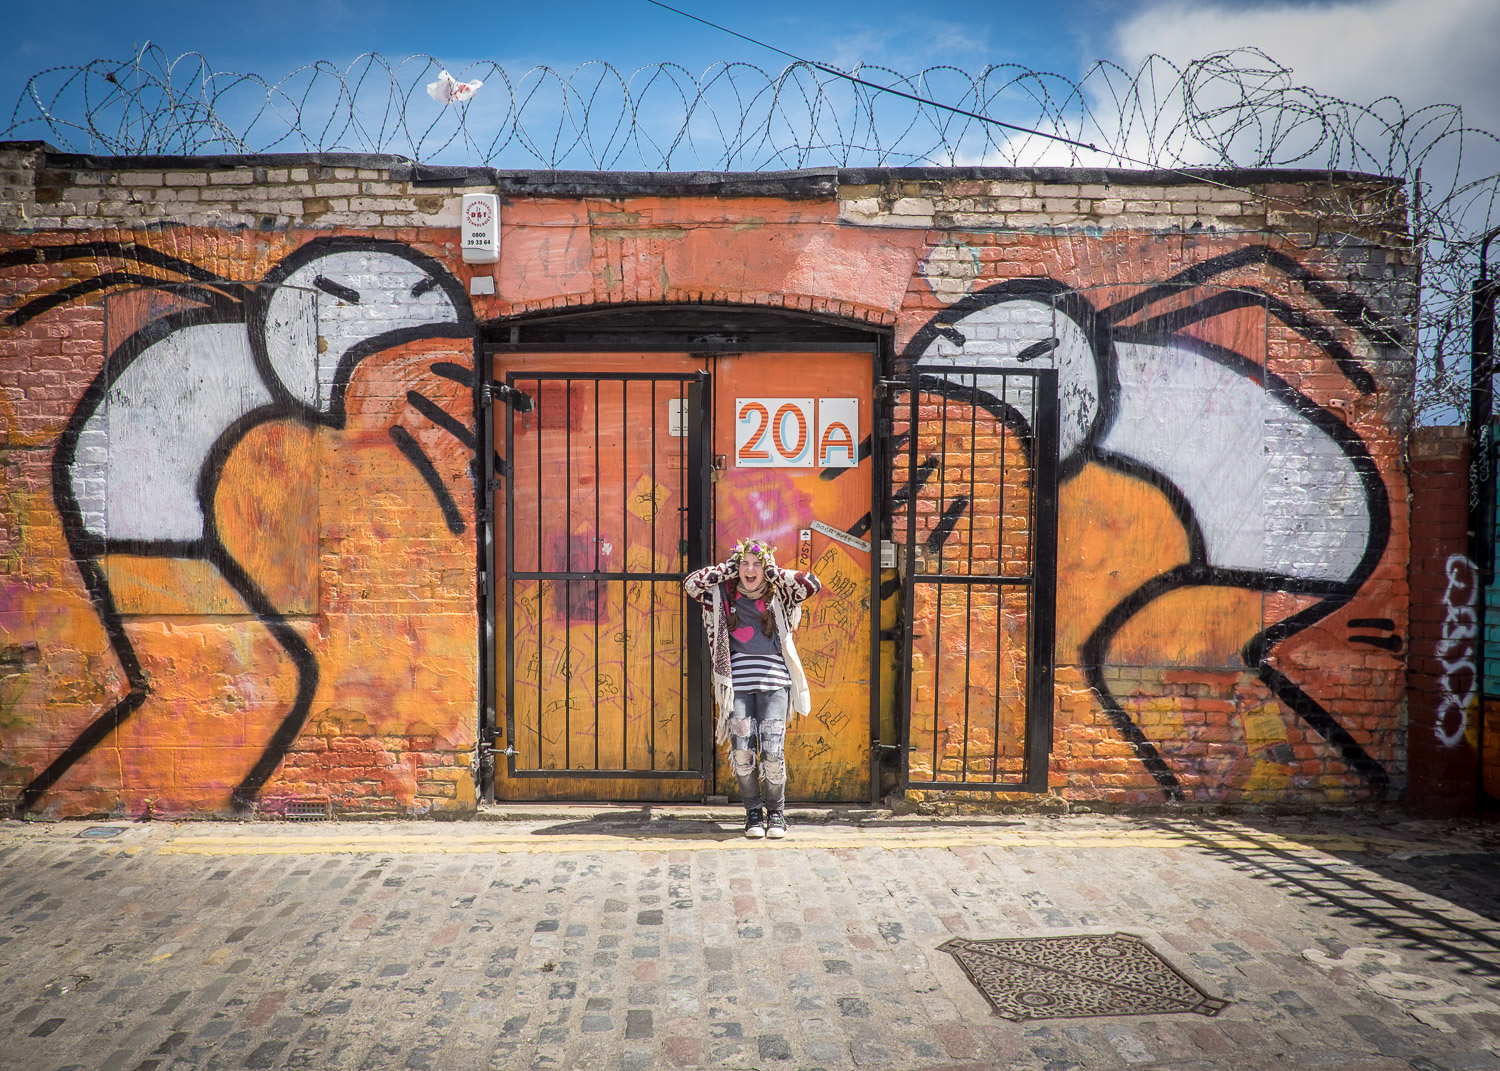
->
xmin=154 ymin=828 xmax=1445 ymax=857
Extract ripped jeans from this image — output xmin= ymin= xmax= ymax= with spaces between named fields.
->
xmin=728 ymin=688 xmax=789 ymax=812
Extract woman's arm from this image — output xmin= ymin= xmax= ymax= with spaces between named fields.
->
xmin=683 ymin=561 xmax=732 ymax=603
xmin=773 ymin=567 xmax=821 ymax=605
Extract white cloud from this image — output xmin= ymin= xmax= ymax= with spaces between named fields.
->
xmin=1114 ymin=0 xmax=1500 ymax=136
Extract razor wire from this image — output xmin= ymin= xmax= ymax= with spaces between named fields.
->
xmin=4 ymin=44 xmax=1498 ymax=422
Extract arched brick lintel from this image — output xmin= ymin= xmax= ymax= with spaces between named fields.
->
xmin=491 ymin=288 xmax=899 ymax=329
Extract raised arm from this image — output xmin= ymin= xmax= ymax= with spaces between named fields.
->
xmin=772 ymin=567 xmax=821 ymax=606
xmin=683 ymin=560 xmax=732 ymax=604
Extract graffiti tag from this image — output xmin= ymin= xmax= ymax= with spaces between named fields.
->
xmin=1434 ymin=554 xmax=1479 ymax=748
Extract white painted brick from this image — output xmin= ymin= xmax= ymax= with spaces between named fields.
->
xmin=1001 ymin=213 xmax=1055 ymax=227
xmin=163 ymin=172 xmax=208 ymax=187
xmin=1201 ymin=200 xmax=1252 ymax=217
xmin=892 ymin=197 xmax=935 ymax=215
xmin=1095 ymin=198 xmax=1124 ymax=215
xmin=345 ymin=196 xmax=404 ymax=213
xmin=208 ymin=171 xmax=254 ymax=185
xmin=266 ymin=169 xmax=290 ymax=183
xmin=119 ymin=172 xmax=164 ymax=187
xmin=314 ymin=182 xmax=360 ymax=197
xmin=333 ymin=167 xmax=357 ymax=180
xmin=948 ymin=213 xmax=1004 ymax=228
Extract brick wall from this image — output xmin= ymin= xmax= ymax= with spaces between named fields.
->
xmin=1406 ymin=426 xmax=1479 ymax=816
xmin=0 ymin=143 xmax=1417 ymax=814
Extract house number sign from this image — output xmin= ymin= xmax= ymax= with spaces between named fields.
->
xmin=735 ymin=397 xmax=858 ymax=468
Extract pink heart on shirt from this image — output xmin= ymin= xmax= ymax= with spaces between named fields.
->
xmin=731 ymin=625 xmax=755 ymax=643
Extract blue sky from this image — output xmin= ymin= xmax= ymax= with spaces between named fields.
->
xmin=2 ymin=0 xmax=1111 ymax=88
xmin=1 ymin=0 xmax=1496 ymax=177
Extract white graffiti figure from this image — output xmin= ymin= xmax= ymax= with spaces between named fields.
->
xmin=1435 ymin=554 xmax=1480 ymax=747
xmin=19 ymin=238 xmax=473 ymax=814
xmin=905 ymin=250 xmax=1395 ymax=798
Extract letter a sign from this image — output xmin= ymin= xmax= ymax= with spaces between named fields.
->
xmin=735 ymin=397 xmax=859 ymax=469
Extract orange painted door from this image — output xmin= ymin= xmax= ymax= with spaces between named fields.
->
xmin=711 ymin=352 xmax=876 ymax=802
xmin=493 ymin=352 xmax=711 ymax=801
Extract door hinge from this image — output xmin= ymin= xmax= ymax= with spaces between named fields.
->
xmin=486 ymin=380 xmax=534 ymax=412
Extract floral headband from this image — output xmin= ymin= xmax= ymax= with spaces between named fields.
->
xmin=731 ymin=538 xmax=776 ymax=567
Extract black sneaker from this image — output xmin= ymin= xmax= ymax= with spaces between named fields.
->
xmin=744 ymin=807 xmax=766 ymax=839
xmin=765 ymin=810 xmax=788 ymax=839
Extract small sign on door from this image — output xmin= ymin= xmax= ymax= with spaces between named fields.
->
xmin=735 ymin=397 xmax=859 ymax=468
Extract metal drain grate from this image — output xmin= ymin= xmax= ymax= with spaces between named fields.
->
xmin=77 ymin=826 xmax=123 ymax=839
xmin=940 ymin=933 xmax=1228 ymax=1021
xmin=285 ymin=800 xmax=331 ymax=821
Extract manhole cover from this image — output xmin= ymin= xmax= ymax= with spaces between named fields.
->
xmin=77 ymin=826 xmax=123 ymax=839
xmin=940 ymin=933 xmax=1228 ymax=1021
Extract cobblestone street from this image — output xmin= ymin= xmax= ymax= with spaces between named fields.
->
xmin=2 ymin=810 xmax=1498 ymax=1070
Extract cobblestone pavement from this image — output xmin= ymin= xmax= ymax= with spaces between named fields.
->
xmin=2 ymin=809 xmax=1498 ymax=1071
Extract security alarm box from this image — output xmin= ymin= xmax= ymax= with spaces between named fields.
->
xmin=461 ymin=193 xmax=500 ymax=264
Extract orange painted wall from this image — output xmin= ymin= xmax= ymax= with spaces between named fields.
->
xmin=0 ymin=167 xmax=1413 ymax=814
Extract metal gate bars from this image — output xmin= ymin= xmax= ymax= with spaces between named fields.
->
xmin=500 ymin=370 xmax=710 ymax=779
xmin=898 ymin=366 xmax=1059 ymax=792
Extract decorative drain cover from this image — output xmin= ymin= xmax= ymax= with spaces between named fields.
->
xmin=940 ymin=933 xmax=1228 ymax=1021
xmin=77 ymin=826 xmax=123 ymax=839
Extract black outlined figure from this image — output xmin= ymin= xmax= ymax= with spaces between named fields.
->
xmin=904 ymin=247 xmax=1396 ymax=799
xmin=6 ymin=237 xmax=475 ymax=813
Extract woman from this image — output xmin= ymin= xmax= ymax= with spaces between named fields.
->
xmin=684 ymin=538 xmax=821 ymax=838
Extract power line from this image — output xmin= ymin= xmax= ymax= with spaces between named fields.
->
xmin=641 ymin=0 xmax=1103 ymax=157
xmin=637 ymin=0 xmax=1394 ymax=208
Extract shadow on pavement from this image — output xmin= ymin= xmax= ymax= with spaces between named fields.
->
xmin=1154 ymin=816 xmax=1500 ymax=990
xmin=528 ymin=808 xmax=744 ymax=840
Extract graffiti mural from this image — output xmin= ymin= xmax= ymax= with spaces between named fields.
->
xmin=900 ymin=244 xmax=1404 ymax=801
xmin=1 ymin=236 xmax=479 ymax=814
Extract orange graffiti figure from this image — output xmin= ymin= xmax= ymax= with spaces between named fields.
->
xmin=5 ymin=238 xmax=474 ymax=813
xmin=902 ymin=248 xmax=1398 ymax=800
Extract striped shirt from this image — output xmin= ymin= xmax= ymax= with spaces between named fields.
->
xmin=727 ymin=593 xmax=792 ymax=691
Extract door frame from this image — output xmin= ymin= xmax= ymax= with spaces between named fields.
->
xmin=480 ymin=342 xmax=882 ymax=803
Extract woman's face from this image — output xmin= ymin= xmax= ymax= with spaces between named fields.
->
xmin=738 ymin=556 xmax=766 ymax=592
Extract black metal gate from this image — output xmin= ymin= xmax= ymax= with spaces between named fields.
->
xmin=498 ymin=369 xmax=711 ymax=779
xmin=899 ymin=365 xmax=1059 ymax=791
